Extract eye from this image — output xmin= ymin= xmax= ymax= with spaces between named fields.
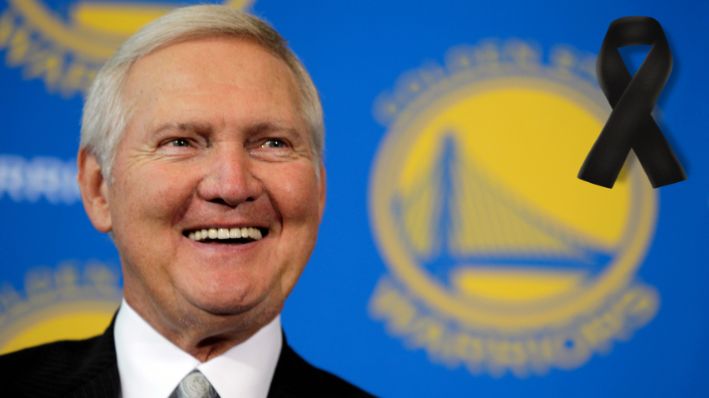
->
xmin=156 ymin=136 xmax=202 ymax=155
xmin=168 ymin=138 xmax=192 ymax=147
xmin=249 ymin=135 xmax=297 ymax=161
xmin=261 ymin=138 xmax=289 ymax=149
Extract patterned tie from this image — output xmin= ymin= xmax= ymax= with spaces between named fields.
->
xmin=169 ymin=369 xmax=221 ymax=398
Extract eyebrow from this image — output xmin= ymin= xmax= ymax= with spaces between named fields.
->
xmin=152 ymin=122 xmax=213 ymax=135
xmin=149 ymin=120 xmax=305 ymax=143
xmin=245 ymin=121 xmax=303 ymax=139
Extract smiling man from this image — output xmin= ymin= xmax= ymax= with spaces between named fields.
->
xmin=0 ymin=5 xmax=371 ymax=398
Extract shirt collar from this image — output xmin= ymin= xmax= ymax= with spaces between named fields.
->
xmin=114 ymin=300 xmax=282 ymax=398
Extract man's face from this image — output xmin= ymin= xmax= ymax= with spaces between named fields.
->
xmin=83 ymin=37 xmax=325 ymax=335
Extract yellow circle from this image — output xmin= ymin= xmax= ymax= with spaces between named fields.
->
xmin=370 ymin=75 xmax=656 ymax=332
xmin=11 ymin=0 xmax=254 ymax=61
xmin=0 ymin=301 xmax=117 ymax=355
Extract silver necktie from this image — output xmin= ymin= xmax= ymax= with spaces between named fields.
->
xmin=169 ymin=370 xmax=220 ymax=398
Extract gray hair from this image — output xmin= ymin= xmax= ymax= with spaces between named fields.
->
xmin=80 ymin=5 xmax=324 ymax=179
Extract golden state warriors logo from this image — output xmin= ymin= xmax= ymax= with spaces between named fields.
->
xmin=369 ymin=40 xmax=659 ymax=376
xmin=0 ymin=0 xmax=252 ymax=96
xmin=0 ymin=261 xmax=121 ymax=354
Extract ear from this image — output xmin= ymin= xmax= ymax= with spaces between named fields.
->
xmin=317 ymin=161 xmax=326 ymax=219
xmin=77 ymin=148 xmax=112 ymax=233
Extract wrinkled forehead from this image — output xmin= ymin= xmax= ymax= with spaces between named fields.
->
xmin=117 ymin=36 xmax=307 ymax=135
xmin=124 ymin=36 xmax=299 ymax=101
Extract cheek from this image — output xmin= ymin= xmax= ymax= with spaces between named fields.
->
xmin=109 ymin=163 xmax=197 ymax=238
xmin=269 ymin=167 xmax=323 ymax=222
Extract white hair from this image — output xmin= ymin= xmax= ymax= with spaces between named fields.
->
xmin=80 ymin=5 xmax=324 ymax=179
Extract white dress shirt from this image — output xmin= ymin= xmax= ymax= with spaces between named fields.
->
xmin=114 ymin=300 xmax=282 ymax=398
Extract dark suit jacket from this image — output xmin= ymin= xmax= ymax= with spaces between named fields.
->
xmin=0 ymin=323 xmax=373 ymax=398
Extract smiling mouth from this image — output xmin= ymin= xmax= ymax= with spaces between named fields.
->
xmin=184 ymin=227 xmax=268 ymax=244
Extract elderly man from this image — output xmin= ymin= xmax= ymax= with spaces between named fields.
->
xmin=0 ymin=5 xmax=371 ymax=398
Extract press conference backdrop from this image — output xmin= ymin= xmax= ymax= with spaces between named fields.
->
xmin=1 ymin=1 xmax=707 ymax=397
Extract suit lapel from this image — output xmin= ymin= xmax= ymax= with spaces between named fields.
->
xmin=266 ymin=336 xmax=373 ymax=398
xmin=63 ymin=317 xmax=121 ymax=398
xmin=267 ymin=341 xmax=312 ymax=398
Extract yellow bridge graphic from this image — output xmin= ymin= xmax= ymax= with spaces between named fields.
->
xmin=392 ymin=132 xmax=615 ymax=303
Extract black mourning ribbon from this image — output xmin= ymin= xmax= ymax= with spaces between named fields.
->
xmin=578 ymin=16 xmax=686 ymax=188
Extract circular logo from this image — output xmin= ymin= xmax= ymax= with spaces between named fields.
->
xmin=0 ymin=262 xmax=121 ymax=354
xmin=369 ymin=41 xmax=658 ymax=374
xmin=1 ymin=0 xmax=253 ymax=96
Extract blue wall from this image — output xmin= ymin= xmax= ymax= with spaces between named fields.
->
xmin=1 ymin=1 xmax=707 ymax=397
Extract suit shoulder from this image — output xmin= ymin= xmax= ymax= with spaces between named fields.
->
xmin=0 ymin=335 xmax=118 ymax=397
xmin=270 ymin=343 xmax=375 ymax=398
xmin=0 ymin=337 xmax=99 ymax=373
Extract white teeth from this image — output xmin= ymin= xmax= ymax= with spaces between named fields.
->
xmin=187 ymin=227 xmax=264 ymax=242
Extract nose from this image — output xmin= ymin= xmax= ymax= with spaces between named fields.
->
xmin=197 ymin=146 xmax=263 ymax=207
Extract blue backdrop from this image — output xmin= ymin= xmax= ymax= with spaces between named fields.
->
xmin=1 ymin=1 xmax=707 ymax=397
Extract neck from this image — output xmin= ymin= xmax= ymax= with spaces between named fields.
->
xmin=124 ymin=296 xmax=278 ymax=362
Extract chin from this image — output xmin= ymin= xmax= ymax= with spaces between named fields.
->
xmin=191 ymin=298 xmax=282 ymax=338
xmin=188 ymin=288 xmax=279 ymax=319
